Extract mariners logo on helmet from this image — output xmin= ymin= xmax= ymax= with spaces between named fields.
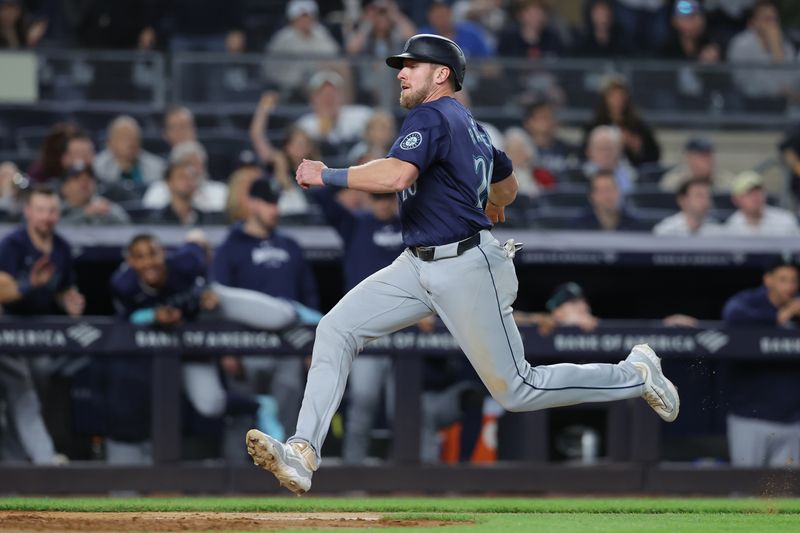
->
xmin=386 ymin=33 xmax=467 ymax=91
xmin=400 ymin=132 xmax=422 ymax=150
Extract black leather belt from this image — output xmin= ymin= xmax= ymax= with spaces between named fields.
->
xmin=409 ymin=232 xmax=482 ymax=262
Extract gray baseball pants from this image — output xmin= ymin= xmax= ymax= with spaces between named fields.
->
xmin=291 ymin=230 xmax=645 ymax=462
xmin=727 ymin=414 xmax=800 ymax=467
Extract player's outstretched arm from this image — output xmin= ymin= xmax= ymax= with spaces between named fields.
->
xmin=296 ymin=158 xmax=418 ymax=194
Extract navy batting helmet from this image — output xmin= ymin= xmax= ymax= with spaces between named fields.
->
xmin=386 ymin=34 xmax=466 ymax=91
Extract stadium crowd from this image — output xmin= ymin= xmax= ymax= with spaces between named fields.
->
xmin=2 ymin=0 xmax=800 ymax=469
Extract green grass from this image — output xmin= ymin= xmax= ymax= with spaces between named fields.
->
xmin=2 ymin=497 xmax=800 ymax=532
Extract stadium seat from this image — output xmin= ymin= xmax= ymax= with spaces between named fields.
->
xmin=627 ymin=187 xmax=677 ymax=210
xmin=537 ymin=187 xmax=589 ymax=210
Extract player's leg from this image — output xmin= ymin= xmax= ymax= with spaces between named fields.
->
xmin=0 ymin=355 xmax=57 ymax=464
xmin=727 ymin=414 xmax=769 ymax=467
xmin=342 ymin=355 xmax=391 ymax=464
xmin=246 ymin=252 xmax=433 ymax=493
xmin=269 ymin=356 xmax=304 ymax=439
xmin=427 ymin=236 xmax=669 ymax=414
xmin=211 ymin=283 xmax=320 ymax=330
xmin=182 ymin=361 xmax=226 ymax=418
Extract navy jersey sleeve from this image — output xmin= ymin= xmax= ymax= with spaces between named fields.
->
xmin=109 ymin=268 xmax=137 ymax=318
xmin=0 ymin=236 xmax=21 ymax=278
xmin=309 ymin=187 xmax=356 ymax=241
xmin=170 ymin=243 xmax=208 ymax=279
xmin=491 ymin=145 xmax=514 ymax=183
xmin=387 ymin=106 xmax=450 ymax=174
xmin=722 ymin=292 xmax=777 ymax=326
xmin=56 ymin=238 xmax=75 ymax=293
xmin=210 ymin=239 xmax=233 ymax=286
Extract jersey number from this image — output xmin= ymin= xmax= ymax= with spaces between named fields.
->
xmin=474 ymin=155 xmax=492 ymax=208
xmin=401 ymin=183 xmax=417 ymax=202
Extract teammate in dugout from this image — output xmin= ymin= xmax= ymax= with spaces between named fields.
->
xmin=246 ymin=34 xmax=681 ymax=494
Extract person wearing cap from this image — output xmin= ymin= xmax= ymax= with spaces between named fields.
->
xmin=59 ymin=162 xmax=130 ymax=226
xmin=653 ymin=177 xmax=722 ymax=236
xmin=264 ymin=0 xmax=340 ymax=96
xmin=546 ymin=282 xmax=600 ymax=332
xmin=294 ymin=70 xmax=372 ymax=151
xmin=659 ymin=0 xmax=721 ymax=62
xmin=659 ymin=136 xmax=735 ymax=193
xmin=725 ymin=171 xmax=799 ymax=236
xmin=420 ymin=0 xmax=492 ymax=57
xmin=211 ymin=179 xmax=320 ymax=444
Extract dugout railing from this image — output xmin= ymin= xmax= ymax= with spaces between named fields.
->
xmin=1 ymin=316 xmax=800 ymax=495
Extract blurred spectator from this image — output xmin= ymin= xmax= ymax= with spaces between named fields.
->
xmin=420 ymin=0 xmax=493 ymax=57
xmin=452 ymin=0 xmax=509 ymax=47
xmin=295 ymin=70 xmax=372 ymax=152
xmin=158 ymin=0 xmax=244 ymax=53
xmin=725 ymin=171 xmax=800 ymax=235
xmin=582 ymin=125 xmax=637 ymax=194
xmin=0 ymin=162 xmax=26 ymax=219
xmin=0 ymin=185 xmax=84 ymax=464
xmin=59 ymin=162 xmax=130 ymax=226
xmin=72 ymin=0 xmax=156 ymax=49
xmin=249 ymin=92 xmax=318 ymax=215
xmin=142 ymin=140 xmax=228 ymax=212
xmin=497 ymin=0 xmax=563 ymax=58
xmin=308 ymin=183 xmax=404 ymax=463
xmin=347 ymin=110 xmax=397 ymax=165
xmin=61 ymin=133 xmax=96 ymax=171
xmin=106 ymin=234 xmax=229 ymax=464
xmin=27 ymin=122 xmax=81 ymax=183
xmin=705 ymin=0 xmax=758 ymax=48
xmin=225 ymin=166 xmax=264 ymax=223
xmin=660 ymin=0 xmax=722 ymax=62
xmin=0 ymin=0 xmax=25 ymax=48
xmin=523 ymin=100 xmax=576 ymax=177
xmin=573 ymin=170 xmax=645 ymax=231
xmin=504 ymin=127 xmax=554 ymax=197
xmin=571 ymin=0 xmax=630 ymax=58
xmin=147 ymin=161 xmax=205 ymax=226
xmin=727 ymin=0 xmax=798 ymax=100
xmin=163 ymin=105 xmax=197 ymax=149
xmin=778 ymin=132 xmax=800 ymax=205
xmin=722 ymin=260 xmax=800 ymax=467
xmin=93 ymin=116 xmax=165 ymax=186
xmin=345 ymin=0 xmax=416 ymax=58
xmin=660 ymin=136 xmax=736 ymax=192
xmin=584 ymin=75 xmax=661 ymax=168
xmin=264 ymin=0 xmax=340 ymax=96
xmin=652 ymin=178 xmax=722 ymax=236
xmin=613 ymin=0 xmax=671 ymax=53
xmin=516 ymin=281 xmax=698 ymax=333
xmin=212 ymin=179 xmax=319 ymax=443
xmin=545 ymin=282 xmax=599 ymax=331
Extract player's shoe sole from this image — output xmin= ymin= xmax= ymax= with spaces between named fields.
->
xmin=246 ymin=429 xmax=316 ymax=495
xmin=626 ymin=343 xmax=680 ymax=422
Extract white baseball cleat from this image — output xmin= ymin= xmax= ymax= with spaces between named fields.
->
xmin=246 ymin=429 xmax=318 ymax=495
xmin=626 ymin=343 xmax=680 ymax=422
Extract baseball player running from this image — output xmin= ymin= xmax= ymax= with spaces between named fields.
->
xmin=247 ymin=34 xmax=679 ymax=495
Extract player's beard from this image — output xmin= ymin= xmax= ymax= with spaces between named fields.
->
xmin=399 ymin=78 xmax=432 ymax=109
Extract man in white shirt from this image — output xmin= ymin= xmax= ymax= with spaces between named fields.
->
xmin=295 ymin=70 xmax=372 ymax=151
xmin=725 ymin=171 xmax=800 ymax=236
xmin=93 ymin=116 xmax=165 ymax=186
xmin=654 ymin=178 xmax=722 ymax=236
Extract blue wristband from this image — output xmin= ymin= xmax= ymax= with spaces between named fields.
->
xmin=321 ymin=168 xmax=348 ymax=188
xmin=130 ymin=308 xmax=156 ymax=325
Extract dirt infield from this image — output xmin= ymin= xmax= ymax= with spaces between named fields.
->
xmin=0 ymin=511 xmax=456 ymax=531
